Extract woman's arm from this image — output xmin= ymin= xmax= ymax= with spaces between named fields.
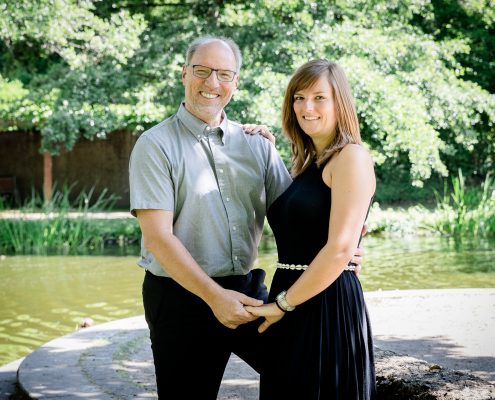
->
xmin=283 ymin=144 xmax=375 ymax=306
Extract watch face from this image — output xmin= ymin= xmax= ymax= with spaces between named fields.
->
xmin=276 ymin=291 xmax=295 ymax=311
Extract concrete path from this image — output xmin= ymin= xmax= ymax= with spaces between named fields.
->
xmin=16 ymin=318 xmax=257 ymax=400
xmin=6 ymin=288 xmax=495 ymax=399
xmin=366 ymin=289 xmax=495 ymax=384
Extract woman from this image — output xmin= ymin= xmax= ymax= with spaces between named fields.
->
xmin=246 ymin=60 xmax=376 ymax=399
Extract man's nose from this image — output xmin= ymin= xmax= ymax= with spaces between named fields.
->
xmin=204 ymin=71 xmax=220 ymax=87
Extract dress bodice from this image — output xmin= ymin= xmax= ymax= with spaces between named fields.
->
xmin=267 ymin=162 xmax=331 ymax=266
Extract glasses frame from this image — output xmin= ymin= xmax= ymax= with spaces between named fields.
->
xmin=189 ymin=64 xmax=237 ymax=82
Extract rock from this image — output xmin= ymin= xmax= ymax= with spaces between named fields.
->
xmin=79 ymin=317 xmax=94 ymax=329
xmin=375 ymin=348 xmax=495 ymax=400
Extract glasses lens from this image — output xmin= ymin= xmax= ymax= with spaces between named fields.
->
xmin=192 ymin=65 xmax=235 ymax=82
xmin=217 ymin=70 xmax=235 ymax=82
xmin=193 ymin=65 xmax=212 ymax=78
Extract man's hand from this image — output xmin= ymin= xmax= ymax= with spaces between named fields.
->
xmin=242 ymin=124 xmax=276 ymax=145
xmin=207 ymin=288 xmax=263 ymax=329
xmin=350 ymin=224 xmax=367 ymax=277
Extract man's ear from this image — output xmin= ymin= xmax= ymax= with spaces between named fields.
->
xmin=181 ymin=64 xmax=187 ymax=84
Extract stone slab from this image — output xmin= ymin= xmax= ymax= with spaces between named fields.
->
xmin=12 ymin=289 xmax=495 ymax=399
xmin=0 ymin=358 xmax=23 ymax=400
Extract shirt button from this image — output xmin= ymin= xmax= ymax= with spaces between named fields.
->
xmin=226 ymin=197 xmax=230 ymax=202
xmin=234 ymin=256 xmax=238 ymax=261
xmin=232 ymin=226 xmax=237 ymax=231
xmin=219 ymin=169 xmax=224 ymax=173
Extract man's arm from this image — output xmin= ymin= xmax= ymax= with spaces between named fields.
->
xmin=136 ymin=209 xmax=262 ymax=329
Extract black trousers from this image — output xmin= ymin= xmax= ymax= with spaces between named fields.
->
xmin=142 ymin=269 xmax=268 ymax=400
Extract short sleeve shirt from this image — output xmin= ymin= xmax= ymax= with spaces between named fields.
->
xmin=129 ymin=104 xmax=292 ymax=277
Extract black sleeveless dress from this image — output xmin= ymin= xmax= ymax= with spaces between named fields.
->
xmin=261 ymin=162 xmax=376 ymax=400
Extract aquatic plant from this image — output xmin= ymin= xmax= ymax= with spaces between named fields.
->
xmin=425 ymin=170 xmax=495 ymax=239
xmin=0 ymin=185 xmax=141 ymax=254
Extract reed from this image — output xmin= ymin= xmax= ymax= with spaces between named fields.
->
xmin=425 ymin=170 xmax=495 ymax=238
xmin=0 ymin=185 xmax=141 ymax=255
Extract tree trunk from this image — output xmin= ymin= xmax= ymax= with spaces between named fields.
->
xmin=43 ymin=152 xmax=53 ymax=204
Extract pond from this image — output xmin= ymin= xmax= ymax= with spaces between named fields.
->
xmin=0 ymin=235 xmax=494 ymax=366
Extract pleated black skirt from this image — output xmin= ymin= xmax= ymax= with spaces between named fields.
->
xmin=260 ymin=269 xmax=377 ymax=400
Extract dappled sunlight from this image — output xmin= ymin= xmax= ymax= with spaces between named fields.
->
xmin=47 ymin=337 xmax=111 ymax=353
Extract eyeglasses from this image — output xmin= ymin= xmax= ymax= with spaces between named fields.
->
xmin=189 ymin=64 xmax=237 ymax=82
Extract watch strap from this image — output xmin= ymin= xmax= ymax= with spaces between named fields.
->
xmin=276 ymin=290 xmax=296 ymax=312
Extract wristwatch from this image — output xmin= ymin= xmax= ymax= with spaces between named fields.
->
xmin=275 ymin=290 xmax=296 ymax=312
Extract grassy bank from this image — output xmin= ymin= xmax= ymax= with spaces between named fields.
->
xmin=368 ymin=171 xmax=495 ymax=239
xmin=0 ymin=215 xmax=140 ymax=255
xmin=1 ymin=205 xmax=492 ymax=255
xmin=0 ymin=186 xmax=141 ymax=255
xmin=1 ymin=172 xmax=494 ymax=255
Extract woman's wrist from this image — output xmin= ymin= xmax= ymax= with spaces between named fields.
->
xmin=274 ymin=299 xmax=286 ymax=313
xmin=275 ymin=290 xmax=296 ymax=312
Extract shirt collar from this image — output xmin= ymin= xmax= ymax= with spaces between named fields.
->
xmin=177 ymin=103 xmax=227 ymax=144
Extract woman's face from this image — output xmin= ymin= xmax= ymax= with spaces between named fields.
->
xmin=293 ymin=75 xmax=337 ymax=145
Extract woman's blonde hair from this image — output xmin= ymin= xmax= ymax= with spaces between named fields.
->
xmin=282 ymin=59 xmax=361 ymax=176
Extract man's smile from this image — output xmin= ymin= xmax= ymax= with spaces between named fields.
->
xmin=200 ymin=91 xmax=219 ymax=99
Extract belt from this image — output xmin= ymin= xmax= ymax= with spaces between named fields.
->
xmin=276 ymin=262 xmax=356 ymax=271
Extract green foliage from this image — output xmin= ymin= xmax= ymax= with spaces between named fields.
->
xmin=374 ymin=162 xmax=441 ymax=204
xmin=0 ymin=186 xmax=140 ymax=254
xmin=0 ymin=0 xmax=149 ymax=152
xmin=425 ymin=170 xmax=495 ymax=238
xmin=366 ymin=203 xmax=436 ymax=236
xmin=0 ymin=0 xmax=494 ymax=197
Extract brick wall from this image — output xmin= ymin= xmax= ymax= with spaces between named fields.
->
xmin=0 ymin=131 xmax=139 ymax=208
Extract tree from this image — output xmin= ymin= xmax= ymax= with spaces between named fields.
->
xmin=1 ymin=0 xmax=493 ymax=201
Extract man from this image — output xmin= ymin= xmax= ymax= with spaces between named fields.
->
xmin=129 ymin=35 xmax=363 ymax=399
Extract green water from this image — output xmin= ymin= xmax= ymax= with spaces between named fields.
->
xmin=0 ymin=236 xmax=494 ymax=366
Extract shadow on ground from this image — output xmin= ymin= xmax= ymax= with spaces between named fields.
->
xmin=375 ymin=336 xmax=495 ymax=383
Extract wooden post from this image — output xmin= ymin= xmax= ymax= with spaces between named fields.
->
xmin=43 ymin=151 xmax=53 ymax=203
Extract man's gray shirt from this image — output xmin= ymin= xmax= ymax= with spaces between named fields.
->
xmin=129 ymin=104 xmax=292 ymax=277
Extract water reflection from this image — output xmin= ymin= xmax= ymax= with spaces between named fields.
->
xmin=0 ymin=236 xmax=494 ymax=366
xmin=360 ymin=236 xmax=495 ymax=291
xmin=0 ymin=256 xmax=145 ymax=365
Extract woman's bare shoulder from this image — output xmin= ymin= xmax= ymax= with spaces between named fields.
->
xmin=339 ymin=143 xmax=372 ymax=160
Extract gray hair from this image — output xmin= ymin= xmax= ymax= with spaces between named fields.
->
xmin=185 ymin=35 xmax=242 ymax=73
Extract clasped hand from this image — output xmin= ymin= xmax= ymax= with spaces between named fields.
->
xmin=243 ymin=242 xmax=366 ymax=333
xmin=209 ymin=288 xmax=263 ymax=330
xmin=245 ymin=303 xmax=285 ymax=333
